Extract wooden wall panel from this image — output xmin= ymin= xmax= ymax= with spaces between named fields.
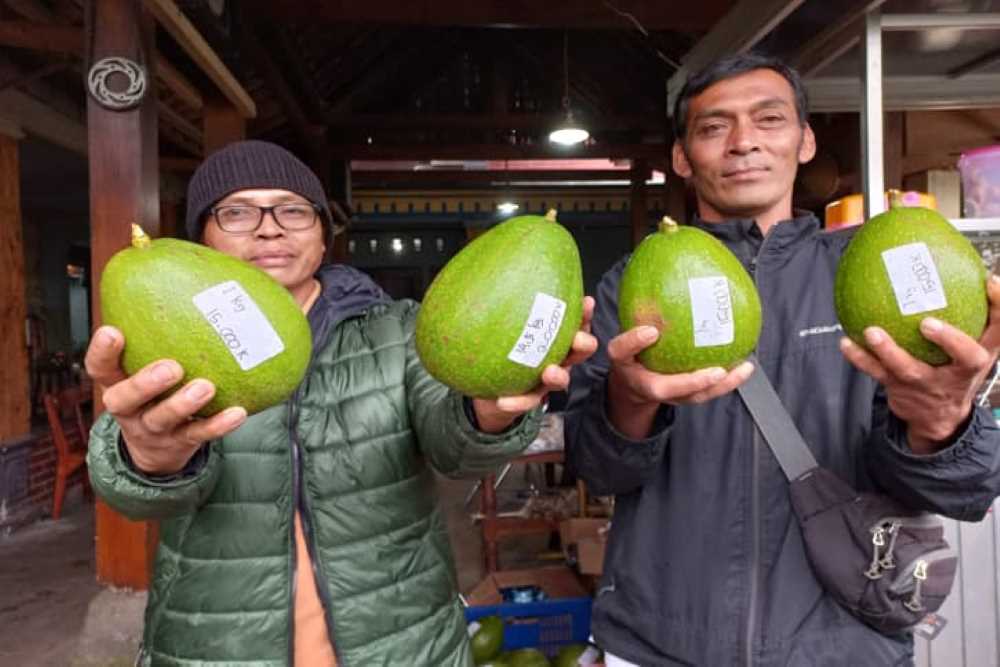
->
xmin=0 ymin=134 xmax=30 ymax=441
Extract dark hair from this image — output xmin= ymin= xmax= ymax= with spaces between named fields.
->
xmin=672 ymin=53 xmax=809 ymax=141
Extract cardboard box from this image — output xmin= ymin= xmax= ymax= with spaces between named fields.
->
xmin=559 ymin=518 xmax=609 ymax=576
xmin=465 ymin=565 xmax=588 ymax=606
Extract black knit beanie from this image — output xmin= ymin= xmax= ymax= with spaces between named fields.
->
xmin=185 ymin=140 xmax=332 ymax=241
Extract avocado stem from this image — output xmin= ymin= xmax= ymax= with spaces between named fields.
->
xmin=544 ymin=209 xmax=558 ymax=222
xmin=658 ymin=216 xmax=679 ymax=234
xmin=131 ymin=223 xmax=152 ymax=248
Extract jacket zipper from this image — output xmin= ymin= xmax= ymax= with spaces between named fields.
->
xmin=288 ymin=388 xmax=346 ymax=666
xmin=745 ymin=232 xmax=767 ymax=667
xmin=746 ymin=427 xmax=762 ymax=667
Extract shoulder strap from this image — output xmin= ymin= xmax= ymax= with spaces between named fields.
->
xmin=736 ymin=357 xmax=818 ymax=481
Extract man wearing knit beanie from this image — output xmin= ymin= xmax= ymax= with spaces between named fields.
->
xmin=85 ymin=139 xmax=597 ymax=666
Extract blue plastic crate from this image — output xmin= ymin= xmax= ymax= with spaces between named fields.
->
xmin=465 ymin=597 xmax=592 ymax=657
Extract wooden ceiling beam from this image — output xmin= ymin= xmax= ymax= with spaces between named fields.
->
xmin=0 ymin=88 xmax=86 ymax=153
xmin=155 ymin=55 xmax=203 ymax=111
xmin=0 ymin=20 xmax=205 ymax=112
xmin=352 ymin=169 xmax=637 ymax=186
xmin=240 ymin=0 xmax=730 ymax=31
xmin=238 ymin=17 xmax=317 ymax=149
xmin=0 ymin=20 xmax=80 ymax=53
xmin=328 ymin=142 xmax=668 ymax=160
xmin=667 ymin=0 xmax=806 ymax=110
xmin=790 ymin=0 xmax=888 ymax=78
xmin=327 ymin=112 xmax=662 ymax=132
xmin=142 ymin=0 xmax=256 ymax=118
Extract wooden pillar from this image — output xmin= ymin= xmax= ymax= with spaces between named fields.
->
xmin=0 ymin=132 xmax=30 ymax=443
xmin=630 ymin=158 xmax=650 ymax=247
xmin=329 ymin=158 xmax=351 ymax=264
xmin=87 ymin=0 xmax=160 ymax=590
xmin=203 ymin=96 xmax=245 ymax=154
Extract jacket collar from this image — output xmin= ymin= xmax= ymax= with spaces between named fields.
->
xmin=689 ymin=210 xmax=820 ymax=251
xmin=307 ymin=263 xmax=389 ymax=352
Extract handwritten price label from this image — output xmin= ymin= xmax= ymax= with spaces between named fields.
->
xmin=881 ymin=243 xmax=947 ymax=316
xmin=507 ymin=293 xmax=567 ymax=368
xmin=689 ymin=276 xmax=735 ymax=348
xmin=192 ymin=281 xmax=285 ymax=371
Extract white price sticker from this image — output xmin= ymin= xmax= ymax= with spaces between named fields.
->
xmin=192 ymin=280 xmax=285 ymax=371
xmin=466 ymin=621 xmax=481 ymax=638
xmin=689 ymin=276 xmax=735 ymax=348
xmin=881 ymin=243 xmax=948 ymax=316
xmin=507 ymin=292 xmax=567 ymax=368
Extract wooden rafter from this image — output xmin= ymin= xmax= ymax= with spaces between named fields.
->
xmin=0 ymin=20 xmax=205 ymax=112
xmin=352 ymin=170 xmax=639 ymax=187
xmin=327 ymin=142 xmax=668 ymax=160
xmin=142 ymin=0 xmax=256 ymax=118
xmin=237 ymin=12 xmax=316 ymax=149
xmin=326 ymin=111 xmax=664 ymax=132
xmin=239 ymin=0 xmax=731 ymax=31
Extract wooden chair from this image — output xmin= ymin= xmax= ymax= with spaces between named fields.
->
xmin=42 ymin=385 xmax=94 ymax=519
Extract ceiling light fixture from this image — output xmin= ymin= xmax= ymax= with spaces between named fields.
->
xmin=549 ymin=32 xmax=589 ymax=146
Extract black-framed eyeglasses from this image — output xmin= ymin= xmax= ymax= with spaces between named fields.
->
xmin=210 ymin=203 xmax=320 ymax=233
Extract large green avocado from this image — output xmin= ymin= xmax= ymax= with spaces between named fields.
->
xmin=100 ymin=225 xmax=312 ymax=416
xmin=834 ymin=201 xmax=988 ymax=365
xmin=504 ymin=648 xmax=551 ymax=667
xmin=416 ymin=210 xmax=584 ymax=397
xmin=470 ymin=615 xmax=504 ymax=664
xmin=618 ymin=217 xmax=762 ymax=374
xmin=552 ymin=643 xmax=599 ymax=667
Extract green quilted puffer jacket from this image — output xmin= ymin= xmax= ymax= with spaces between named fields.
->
xmin=87 ymin=264 xmax=541 ymax=666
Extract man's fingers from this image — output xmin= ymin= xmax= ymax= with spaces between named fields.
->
xmin=839 ymin=336 xmax=889 ymax=383
xmin=102 ymin=359 xmax=183 ymax=417
xmin=919 ymin=317 xmax=991 ymax=373
xmin=580 ymin=296 xmax=596 ymax=334
xmin=979 ymin=275 xmax=1000 ymax=352
xmin=84 ymin=326 xmax=127 ymax=387
xmin=140 ymin=379 xmax=217 ymax=435
xmin=179 ymin=407 xmax=248 ymax=446
xmin=645 ymin=366 xmax=726 ymax=403
xmin=685 ymin=362 xmax=755 ymax=404
xmin=562 ymin=331 xmax=598 ymax=367
xmin=495 ymin=388 xmax=546 ymax=414
xmin=607 ymin=326 xmax=659 ymax=364
xmin=860 ymin=327 xmax=931 ymax=384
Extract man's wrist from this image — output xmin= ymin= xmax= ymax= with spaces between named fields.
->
xmin=905 ymin=403 xmax=974 ymax=455
xmin=607 ymin=369 xmax=660 ymax=439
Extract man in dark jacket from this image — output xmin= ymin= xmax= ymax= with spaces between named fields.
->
xmin=85 ymin=140 xmax=597 ymax=666
xmin=565 ymin=54 xmax=1000 ymax=666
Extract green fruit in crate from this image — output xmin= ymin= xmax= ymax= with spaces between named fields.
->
xmin=416 ymin=210 xmax=584 ymax=397
xmin=553 ymin=643 xmax=599 ymax=667
xmin=100 ymin=224 xmax=312 ymax=416
xmin=470 ymin=615 xmax=505 ymax=664
xmin=618 ymin=216 xmax=762 ymax=373
xmin=505 ymin=648 xmax=552 ymax=667
xmin=835 ymin=196 xmax=988 ymax=365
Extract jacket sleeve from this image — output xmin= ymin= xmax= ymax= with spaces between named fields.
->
xmin=865 ymin=388 xmax=1000 ymax=522
xmin=87 ymin=411 xmax=224 ymax=520
xmin=563 ymin=257 xmax=672 ymax=496
xmin=402 ymin=303 xmax=543 ymax=479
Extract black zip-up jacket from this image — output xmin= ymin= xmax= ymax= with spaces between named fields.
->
xmin=565 ymin=213 xmax=1000 ymax=666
